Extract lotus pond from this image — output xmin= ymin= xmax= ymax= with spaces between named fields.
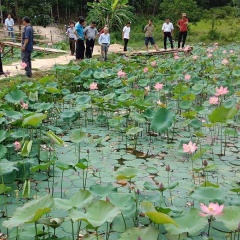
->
xmin=0 ymin=44 xmax=240 ymax=240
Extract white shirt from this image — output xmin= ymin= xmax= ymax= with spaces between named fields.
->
xmin=123 ymin=26 xmax=130 ymax=39
xmin=162 ymin=22 xmax=174 ymax=32
xmin=98 ymin=33 xmax=110 ymax=45
xmin=67 ymin=27 xmax=76 ymax=39
xmin=5 ymin=18 xmax=14 ymax=27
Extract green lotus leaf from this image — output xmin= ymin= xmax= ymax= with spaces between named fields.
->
xmin=130 ymin=112 xmax=146 ymax=124
xmin=119 ymin=226 xmax=159 ymax=240
xmin=208 ymin=106 xmax=238 ymax=123
xmin=45 ymin=87 xmax=60 ymax=94
xmin=3 ymin=110 xmax=23 ymax=120
xmin=223 ymin=98 xmax=236 ymax=109
xmin=10 ymin=130 xmax=29 ymax=139
xmin=69 ymin=129 xmax=86 ymax=143
xmin=191 ymin=187 xmax=226 ymax=204
xmin=116 ymin=166 xmax=143 ymax=180
xmin=189 ymin=119 xmax=202 ymax=130
xmin=191 ymin=84 xmax=203 ymax=95
xmin=126 ymin=127 xmax=143 ymax=135
xmin=46 ymin=130 xmax=64 ymax=146
xmin=150 ymin=108 xmax=175 ymax=133
xmin=61 ymin=89 xmax=71 ymax=95
xmin=90 ymin=184 xmax=117 ymax=197
xmin=145 ymin=211 xmax=177 ymax=226
xmin=0 ymin=159 xmax=18 ymax=184
xmin=0 ymin=130 xmax=8 ymax=143
xmin=217 ymin=206 xmax=240 ymax=231
xmin=55 ymin=190 xmax=93 ymax=211
xmin=37 ymin=217 xmax=64 ymax=229
xmin=2 ymin=194 xmax=54 ymax=229
xmin=0 ymin=183 xmax=12 ymax=194
xmin=97 ymin=115 xmax=108 ymax=124
xmin=164 ymin=208 xmax=207 ymax=235
xmin=56 ymin=161 xmax=75 ymax=171
xmin=69 ymin=200 xmax=120 ymax=227
xmin=4 ymin=89 xmax=27 ymax=103
xmin=33 ymin=102 xmax=54 ymax=112
xmin=20 ymin=140 xmax=33 ymax=157
xmin=80 ymin=69 xmax=93 ymax=78
xmin=191 ymin=148 xmax=208 ymax=161
xmin=232 ymin=70 xmax=240 ymax=77
xmin=118 ymin=93 xmax=131 ymax=102
xmin=60 ymin=110 xmax=77 ymax=121
xmin=141 ymin=201 xmax=156 ymax=213
xmin=22 ymin=113 xmax=47 ymax=127
xmin=103 ymin=93 xmax=115 ymax=102
xmin=29 ymin=91 xmax=38 ymax=102
xmin=75 ymin=95 xmax=91 ymax=105
xmin=75 ymin=158 xmax=88 ymax=170
xmin=179 ymin=100 xmax=192 ymax=110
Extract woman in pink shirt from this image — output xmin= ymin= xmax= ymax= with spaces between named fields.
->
xmin=177 ymin=13 xmax=189 ymax=49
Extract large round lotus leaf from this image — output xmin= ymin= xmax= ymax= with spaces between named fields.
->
xmin=10 ymin=130 xmax=29 ymax=139
xmin=191 ymin=187 xmax=227 ymax=204
xmin=119 ymin=226 xmax=159 ymax=240
xmin=0 ymin=159 xmax=18 ymax=183
xmin=150 ymin=108 xmax=175 ymax=133
xmin=69 ymin=200 xmax=120 ymax=227
xmin=115 ymin=166 xmax=143 ymax=180
xmin=126 ymin=127 xmax=143 ymax=135
xmin=232 ymin=70 xmax=240 ymax=77
xmin=164 ymin=208 xmax=207 ymax=235
xmin=179 ymin=100 xmax=192 ymax=110
xmin=75 ymin=95 xmax=91 ymax=105
xmin=90 ymin=184 xmax=117 ymax=197
xmin=189 ymin=119 xmax=202 ymax=130
xmin=0 ymin=130 xmax=8 ymax=143
xmin=97 ymin=115 xmax=108 ymax=124
xmin=216 ymin=206 xmax=240 ymax=231
xmin=69 ymin=129 xmax=86 ymax=143
xmin=3 ymin=110 xmax=23 ymax=120
xmin=55 ymin=190 xmax=93 ymax=211
xmin=4 ymin=89 xmax=27 ymax=103
xmin=33 ymin=102 xmax=54 ymax=112
xmin=208 ymin=106 xmax=238 ymax=123
xmin=191 ymin=84 xmax=203 ymax=95
xmin=60 ymin=111 xmax=77 ymax=121
xmin=80 ymin=69 xmax=93 ymax=78
xmin=22 ymin=113 xmax=47 ymax=127
xmin=223 ymin=98 xmax=236 ymax=109
xmin=2 ymin=194 xmax=54 ymax=229
xmin=118 ymin=93 xmax=131 ymax=102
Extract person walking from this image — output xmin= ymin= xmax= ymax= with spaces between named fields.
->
xmin=4 ymin=14 xmax=15 ymax=42
xmin=84 ymin=21 xmax=98 ymax=58
xmin=177 ymin=13 xmax=189 ymax=49
xmin=122 ymin=21 xmax=131 ymax=52
xmin=143 ymin=19 xmax=159 ymax=52
xmin=75 ymin=17 xmax=86 ymax=61
xmin=21 ymin=17 xmax=33 ymax=77
xmin=162 ymin=18 xmax=174 ymax=50
xmin=98 ymin=27 xmax=110 ymax=61
xmin=66 ymin=21 xmax=77 ymax=55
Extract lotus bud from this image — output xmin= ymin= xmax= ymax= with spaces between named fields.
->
xmin=20 ymin=99 xmax=23 ymax=105
xmin=106 ymin=196 xmax=110 ymax=202
xmin=14 ymin=190 xmax=19 ymax=199
xmin=159 ymin=183 xmax=164 ymax=192
xmin=136 ymin=189 xmax=141 ymax=195
xmin=238 ymin=222 xmax=240 ymax=231
xmin=203 ymin=160 xmax=208 ymax=167
xmin=166 ymin=164 xmax=170 ymax=172
xmin=138 ymin=237 xmax=142 ymax=240
xmin=87 ymin=149 xmax=89 ymax=154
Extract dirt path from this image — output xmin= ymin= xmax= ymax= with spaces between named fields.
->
xmin=0 ymin=44 xmax=123 ymax=79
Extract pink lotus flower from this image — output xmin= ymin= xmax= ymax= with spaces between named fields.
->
xmin=222 ymin=59 xmax=229 ymax=65
xmin=117 ymin=70 xmax=126 ymax=78
xmin=222 ymin=50 xmax=227 ymax=54
xmin=200 ymin=203 xmax=224 ymax=217
xmin=192 ymin=55 xmax=198 ymax=60
xmin=14 ymin=141 xmax=21 ymax=151
xmin=151 ymin=61 xmax=157 ymax=67
xmin=209 ymin=96 xmax=219 ymax=105
xmin=174 ymin=55 xmax=179 ymax=60
xmin=156 ymin=100 xmax=162 ymax=105
xmin=184 ymin=74 xmax=191 ymax=81
xmin=215 ymin=86 xmax=229 ymax=96
xmin=183 ymin=141 xmax=197 ymax=154
xmin=20 ymin=102 xmax=29 ymax=109
xmin=144 ymin=86 xmax=150 ymax=91
xmin=20 ymin=62 xmax=27 ymax=68
xmin=89 ymin=82 xmax=98 ymax=90
xmin=208 ymin=54 xmax=212 ymax=58
xmin=229 ymin=50 xmax=234 ymax=54
xmin=143 ymin=67 xmax=148 ymax=73
xmin=214 ymin=42 xmax=218 ymax=46
xmin=184 ymin=45 xmax=191 ymax=51
xmin=154 ymin=82 xmax=163 ymax=90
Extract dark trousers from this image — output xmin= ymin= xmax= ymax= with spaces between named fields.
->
xmin=178 ymin=31 xmax=188 ymax=48
xmin=164 ymin=32 xmax=173 ymax=49
xmin=21 ymin=51 xmax=32 ymax=76
xmin=69 ymin=38 xmax=75 ymax=55
xmin=123 ymin=38 xmax=129 ymax=51
xmin=76 ymin=39 xmax=85 ymax=60
xmin=0 ymin=56 xmax=4 ymax=74
xmin=85 ymin=39 xmax=95 ymax=58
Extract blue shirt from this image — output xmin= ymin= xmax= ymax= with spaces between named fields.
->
xmin=98 ymin=33 xmax=110 ymax=45
xmin=75 ymin=22 xmax=84 ymax=40
xmin=22 ymin=25 xmax=33 ymax=52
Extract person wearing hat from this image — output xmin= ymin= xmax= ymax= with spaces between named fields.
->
xmin=122 ymin=21 xmax=131 ymax=51
xmin=177 ymin=13 xmax=189 ymax=49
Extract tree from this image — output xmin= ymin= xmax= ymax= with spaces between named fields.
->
xmin=87 ymin=0 xmax=135 ymax=31
xmin=159 ymin=0 xmax=201 ymax=25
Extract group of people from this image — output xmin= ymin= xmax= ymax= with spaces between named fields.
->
xmin=122 ymin=13 xmax=189 ymax=52
xmin=0 ymin=15 xmax=33 ymax=77
xmin=66 ymin=17 xmax=110 ymax=61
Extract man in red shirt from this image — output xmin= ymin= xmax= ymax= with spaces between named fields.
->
xmin=177 ymin=13 xmax=188 ymax=49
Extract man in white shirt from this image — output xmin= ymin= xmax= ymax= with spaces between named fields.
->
xmin=122 ymin=21 xmax=131 ymax=51
xmin=5 ymin=14 xmax=15 ymax=42
xmin=162 ymin=18 xmax=174 ymax=50
xmin=66 ymin=21 xmax=77 ymax=55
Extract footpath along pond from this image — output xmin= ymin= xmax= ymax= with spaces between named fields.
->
xmin=0 ymin=44 xmax=240 ymax=240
